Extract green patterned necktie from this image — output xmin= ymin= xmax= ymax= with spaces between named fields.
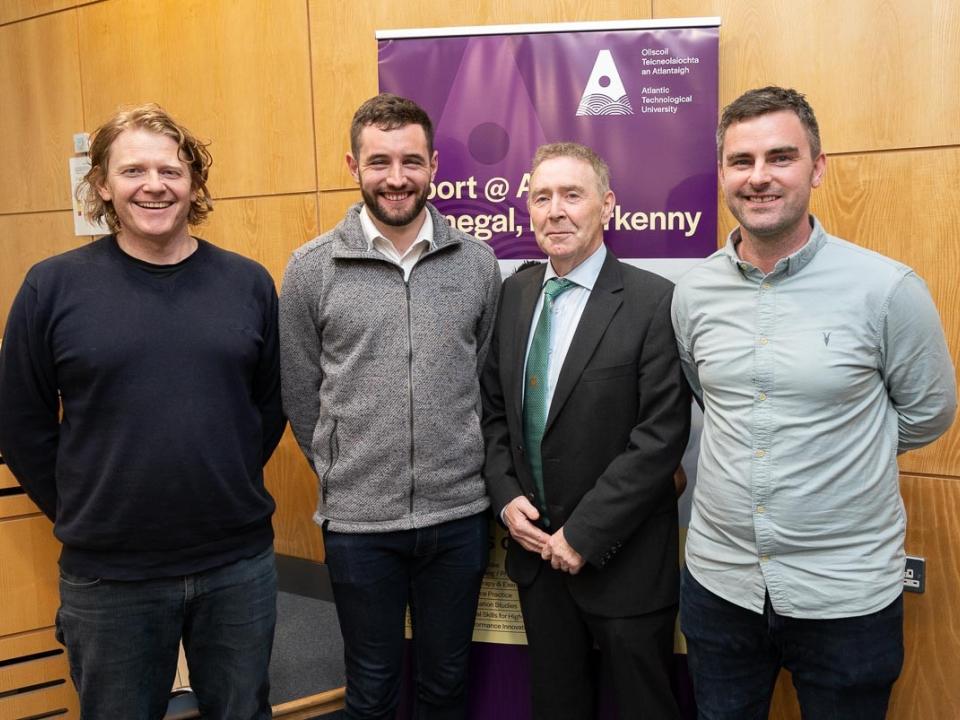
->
xmin=522 ymin=277 xmax=576 ymax=527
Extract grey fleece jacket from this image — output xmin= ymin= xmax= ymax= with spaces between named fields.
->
xmin=280 ymin=202 xmax=501 ymax=533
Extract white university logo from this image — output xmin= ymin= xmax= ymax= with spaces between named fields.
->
xmin=576 ymin=49 xmax=633 ymax=116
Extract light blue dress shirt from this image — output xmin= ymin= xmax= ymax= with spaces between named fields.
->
xmin=523 ymin=244 xmax=607 ymax=409
xmin=671 ymin=216 xmax=956 ymax=619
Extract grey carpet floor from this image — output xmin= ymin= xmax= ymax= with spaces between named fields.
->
xmin=269 ymin=591 xmax=345 ymax=708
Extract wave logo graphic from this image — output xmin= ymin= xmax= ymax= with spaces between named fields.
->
xmin=576 ymin=49 xmax=633 ymax=116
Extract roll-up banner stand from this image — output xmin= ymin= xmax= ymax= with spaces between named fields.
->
xmin=378 ymin=18 xmax=719 ymax=717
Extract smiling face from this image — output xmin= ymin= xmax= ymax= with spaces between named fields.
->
xmin=346 ymin=123 xmax=437 ymax=238
xmin=719 ymin=110 xmax=826 ymax=250
xmin=527 ymin=155 xmax=615 ymax=276
xmin=96 ymin=128 xmax=194 ymax=249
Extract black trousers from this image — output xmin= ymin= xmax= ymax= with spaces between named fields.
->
xmin=518 ymin=562 xmax=680 ymax=720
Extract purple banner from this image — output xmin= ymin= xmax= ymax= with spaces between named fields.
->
xmin=378 ymin=22 xmax=719 ymax=261
xmin=379 ymin=21 xmax=717 ymax=719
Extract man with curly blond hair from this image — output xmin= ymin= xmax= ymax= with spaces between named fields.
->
xmin=0 ymin=104 xmax=285 ymax=720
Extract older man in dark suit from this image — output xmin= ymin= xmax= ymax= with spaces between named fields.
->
xmin=482 ymin=142 xmax=690 ymax=719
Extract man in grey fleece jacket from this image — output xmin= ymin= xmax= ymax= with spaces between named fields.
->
xmin=279 ymin=93 xmax=501 ymax=719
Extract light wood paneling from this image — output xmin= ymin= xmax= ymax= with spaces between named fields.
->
xmin=652 ymin=0 xmax=960 ymax=154
xmin=0 ymin=681 xmax=77 ymax=720
xmin=893 ymin=473 xmax=960 ymax=718
xmin=77 ymin=0 xmax=316 ymax=200
xmin=310 ymin=0 xmax=651 ymax=190
xmin=198 ymin=193 xmax=318 ymax=288
xmin=0 ymin=10 xmax=84 ymax=214
xmin=0 ymin=515 xmax=60 ymax=636
xmin=0 ymin=464 xmax=18 ymax=490
xmin=266 ymin=430 xmax=324 ymax=562
xmin=0 ymin=627 xmax=76 ymax=717
xmin=770 ymin=474 xmax=960 ymax=719
xmin=0 ymin=0 xmax=76 ymax=25
xmin=319 ymin=189 xmax=361 ymax=232
xmin=0 ymin=211 xmax=89 ymax=336
xmin=0 ymin=493 xmax=41 ymax=519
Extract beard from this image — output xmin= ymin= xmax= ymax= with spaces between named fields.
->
xmin=362 ymin=184 xmax=430 ymax=228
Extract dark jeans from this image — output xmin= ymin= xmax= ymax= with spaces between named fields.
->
xmin=680 ymin=566 xmax=903 ymax=720
xmin=56 ymin=546 xmax=277 ymax=720
xmin=323 ymin=513 xmax=489 ymax=720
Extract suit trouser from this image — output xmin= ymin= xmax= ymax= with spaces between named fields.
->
xmin=518 ymin=561 xmax=680 ymax=720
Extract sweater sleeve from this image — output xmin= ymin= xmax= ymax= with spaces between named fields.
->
xmin=0 ymin=276 xmax=60 ymax=519
xmin=279 ymin=256 xmax=322 ymax=474
xmin=255 ymin=280 xmax=286 ymax=465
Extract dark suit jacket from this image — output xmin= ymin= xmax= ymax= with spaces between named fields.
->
xmin=481 ymin=251 xmax=691 ymax=618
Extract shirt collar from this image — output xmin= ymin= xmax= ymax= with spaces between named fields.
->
xmin=722 ymin=215 xmax=827 ymax=277
xmin=359 ymin=205 xmax=434 ymax=254
xmin=544 ymin=243 xmax=606 ymax=290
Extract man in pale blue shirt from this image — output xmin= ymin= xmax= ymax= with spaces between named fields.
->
xmin=672 ymin=86 xmax=956 ymax=719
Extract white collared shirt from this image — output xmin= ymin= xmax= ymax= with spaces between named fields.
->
xmin=523 ymin=244 xmax=607 ymax=409
xmin=359 ymin=205 xmax=434 ymax=281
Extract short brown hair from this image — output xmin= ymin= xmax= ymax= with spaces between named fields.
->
xmin=529 ymin=142 xmax=611 ymax=196
xmin=717 ymin=86 xmax=821 ymax=160
xmin=78 ymin=103 xmax=214 ymax=232
xmin=350 ymin=93 xmax=434 ymax=158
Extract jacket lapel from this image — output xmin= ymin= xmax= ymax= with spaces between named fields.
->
xmin=545 ymin=252 xmax=623 ymax=433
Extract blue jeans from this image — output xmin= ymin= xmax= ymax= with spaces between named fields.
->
xmin=680 ymin=566 xmax=903 ymax=720
xmin=323 ymin=513 xmax=489 ymax=720
xmin=56 ymin=546 xmax=277 ymax=720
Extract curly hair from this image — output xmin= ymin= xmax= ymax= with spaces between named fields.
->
xmin=77 ymin=103 xmax=214 ymax=232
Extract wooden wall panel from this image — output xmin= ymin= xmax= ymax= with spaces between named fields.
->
xmin=318 ymin=189 xmax=362 ymax=232
xmin=267 ymin=430 xmax=324 ymax=561
xmin=652 ymin=0 xmax=960 ymax=154
xmin=0 ymin=9 xmax=84 ymax=214
xmin=0 ymin=515 xmax=60 ymax=637
xmin=0 ymin=627 xmax=77 ymax=718
xmin=0 ymin=0 xmax=76 ymax=25
xmin=77 ymin=0 xmax=316 ymax=200
xmin=893 ymin=474 xmax=960 ymax=718
xmin=310 ymin=0 xmax=651 ymax=190
xmin=0 ymin=211 xmax=88 ymax=336
xmin=0 ymin=464 xmax=18 ymax=490
xmin=198 ymin=193 xmax=319 ymax=288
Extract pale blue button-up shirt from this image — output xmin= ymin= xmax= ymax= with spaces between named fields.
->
xmin=672 ymin=216 xmax=956 ymax=619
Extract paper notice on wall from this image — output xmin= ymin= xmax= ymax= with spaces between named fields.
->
xmin=69 ymin=156 xmax=109 ymax=236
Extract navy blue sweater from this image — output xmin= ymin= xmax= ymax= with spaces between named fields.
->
xmin=0 ymin=236 xmax=285 ymax=579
